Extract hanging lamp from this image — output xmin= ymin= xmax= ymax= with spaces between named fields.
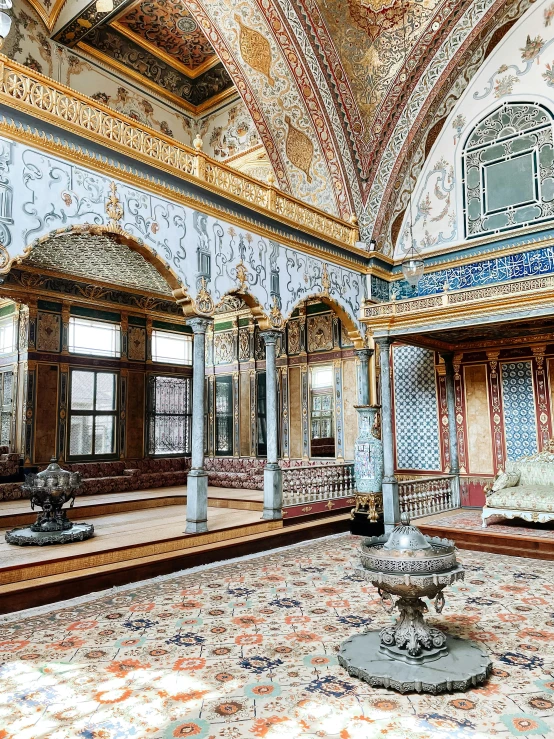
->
xmin=0 ymin=0 xmax=12 ymax=51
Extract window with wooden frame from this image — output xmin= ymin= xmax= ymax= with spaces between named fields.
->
xmin=68 ymin=370 xmax=118 ymax=458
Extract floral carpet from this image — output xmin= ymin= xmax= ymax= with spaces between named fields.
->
xmin=1 ymin=534 xmax=554 ymax=739
xmin=423 ymin=510 xmax=554 ymax=540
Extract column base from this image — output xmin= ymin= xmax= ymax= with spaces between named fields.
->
xmin=382 ymin=477 xmax=400 ymax=534
xmin=186 ymin=470 xmax=208 ymax=534
xmin=263 ymin=465 xmax=283 ymax=520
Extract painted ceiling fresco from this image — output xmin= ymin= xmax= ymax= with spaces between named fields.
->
xmin=54 ymin=0 xmax=236 ymax=113
xmin=45 ymin=0 xmax=538 ymax=242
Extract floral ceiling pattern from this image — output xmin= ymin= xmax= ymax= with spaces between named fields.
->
xmin=22 ymin=0 xmax=542 ymax=241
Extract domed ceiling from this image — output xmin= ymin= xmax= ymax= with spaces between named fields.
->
xmin=45 ymin=0 xmax=533 ymax=249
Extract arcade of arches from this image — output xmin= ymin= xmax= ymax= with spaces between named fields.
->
xmin=1 ymin=1 xmax=554 ymax=737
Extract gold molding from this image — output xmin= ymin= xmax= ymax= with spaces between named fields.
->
xmin=0 ymin=56 xmax=359 ymax=255
xmin=26 ymin=0 xmax=66 ymax=32
xmin=111 ymin=20 xmax=220 ymax=80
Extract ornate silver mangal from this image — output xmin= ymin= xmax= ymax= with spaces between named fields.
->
xmin=5 ymin=459 xmax=94 ymax=546
xmin=339 ymin=514 xmax=492 ymax=693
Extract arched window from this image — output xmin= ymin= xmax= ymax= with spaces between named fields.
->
xmin=462 ymin=102 xmax=554 ymax=238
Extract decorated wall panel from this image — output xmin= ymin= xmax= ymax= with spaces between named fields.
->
xmin=37 ymin=311 xmax=61 ymax=353
xmin=395 ymin=0 xmax=554 ymax=259
xmin=393 ymin=345 xmax=441 ymax=471
xmin=342 ymin=358 xmax=357 ymax=461
xmin=288 ymin=365 xmax=302 ymax=459
xmin=500 ymin=360 xmax=538 ymax=460
xmin=0 ymin=137 xmax=364 ymax=336
xmin=463 ymin=364 xmax=494 ymax=475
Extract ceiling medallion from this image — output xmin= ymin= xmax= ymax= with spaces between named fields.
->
xmin=177 ymin=16 xmax=198 ymax=34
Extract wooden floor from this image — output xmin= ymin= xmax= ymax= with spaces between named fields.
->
xmin=418 ymin=509 xmax=554 ymax=560
xmin=0 ymin=484 xmax=350 ymax=614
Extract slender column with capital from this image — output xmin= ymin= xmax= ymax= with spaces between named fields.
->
xmin=186 ymin=317 xmax=212 ymax=533
xmin=356 ymin=348 xmax=373 ymax=406
xmin=261 ymin=330 xmax=283 ymax=519
xmin=375 ymin=338 xmax=400 ymax=532
xmin=441 ymin=353 xmax=461 ymax=507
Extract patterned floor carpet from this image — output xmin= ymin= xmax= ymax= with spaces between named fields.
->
xmin=1 ymin=534 xmax=554 ymax=739
xmin=424 ymin=510 xmax=554 ymax=539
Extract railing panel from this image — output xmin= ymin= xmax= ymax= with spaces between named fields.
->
xmin=398 ymin=475 xmax=457 ymax=519
xmin=282 ymin=463 xmax=355 ymax=506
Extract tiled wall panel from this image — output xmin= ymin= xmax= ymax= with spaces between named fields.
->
xmin=393 ymin=345 xmax=441 ymax=471
xmin=501 ymin=361 xmax=538 ymax=461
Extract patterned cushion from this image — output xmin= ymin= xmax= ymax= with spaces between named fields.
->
xmin=492 ymin=470 xmax=521 ymax=492
xmin=487 ymin=485 xmax=554 ymax=512
xmin=518 ymin=462 xmax=554 ymax=487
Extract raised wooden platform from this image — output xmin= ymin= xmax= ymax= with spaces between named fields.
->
xmin=0 ymin=485 xmax=263 ymax=529
xmin=418 ymin=509 xmax=554 ymax=561
xmin=0 ymin=484 xmax=351 ymax=614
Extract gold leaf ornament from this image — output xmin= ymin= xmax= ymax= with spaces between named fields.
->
xmin=235 ymin=15 xmax=275 ymax=86
xmin=285 ymin=116 xmax=313 ymax=183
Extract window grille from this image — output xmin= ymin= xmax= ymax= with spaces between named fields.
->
xmin=0 ymin=370 xmax=13 ymax=448
xmin=215 ymin=375 xmax=233 ymax=456
xmin=257 ymin=371 xmax=267 ymax=457
xmin=147 ymin=375 xmax=192 ymax=455
xmin=69 ymin=317 xmax=120 ymax=358
xmin=69 ymin=370 xmax=117 ymax=458
xmin=152 ymin=330 xmax=192 ymax=365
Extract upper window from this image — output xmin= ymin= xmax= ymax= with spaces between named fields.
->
xmin=462 ymin=102 xmax=554 ymax=239
xmin=152 ymin=330 xmax=192 ymax=365
xmin=69 ymin=317 xmax=120 ymax=358
xmin=215 ymin=375 xmax=233 ymax=456
xmin=0 ymin=317 xmax=15 ymax=354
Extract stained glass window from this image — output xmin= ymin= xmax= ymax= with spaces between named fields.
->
xmin=215 ymin=376 xmax=233 ymax=456
xmin=69 ymin=317 xmax=120 ymax=358
xmin=147 ymin=375 xmax=192 ymax=455
xmin=69 ymin=370 xmax=117 ymax=458
xmin=462 ymin=102 xmax=554 ymax=238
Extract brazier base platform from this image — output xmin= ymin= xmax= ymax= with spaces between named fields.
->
xmin=338 ymin=631 xmax=492 ymax=694
xmin=5 ymin=523 xmax=95 ymax=546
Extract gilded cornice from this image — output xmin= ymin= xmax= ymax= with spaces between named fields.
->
xmin=0 ymin=56 xmax=360 ymax=258
xmin=362 ymin=275 xmax=554 ymax=335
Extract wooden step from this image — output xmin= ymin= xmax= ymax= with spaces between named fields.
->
xmin=419 ymin=522 xmax=554 ymax=561
xmin=0 ymin=513 xmax=351 ymax=615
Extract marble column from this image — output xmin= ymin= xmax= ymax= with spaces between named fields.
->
xmin=356 ymin=348 xmax=373 ymax=406
xmin=375 ymin=338 xmax=400 ymax=532
xmin=441 ymin=353 xmax=461 ymax=507
xmin=185 ymin=317 xmax=212 ymax=533
xmin=261 ymin=330 xmax=283 ymax=520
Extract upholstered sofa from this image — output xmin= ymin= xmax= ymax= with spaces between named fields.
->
xmin=482 ymin=447 xmax=554 ymax=526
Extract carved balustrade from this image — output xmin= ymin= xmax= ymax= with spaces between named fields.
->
xmin=398 ymin=475 xmax=456 ymax=519
xmin=0 ymin=56 xmax=359 ymax=252
xmin=282 ymin=463 xmax=355 ymax=506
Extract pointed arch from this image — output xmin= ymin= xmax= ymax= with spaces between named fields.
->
xmin=285 ymin=292 xmax=364 ymax=349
